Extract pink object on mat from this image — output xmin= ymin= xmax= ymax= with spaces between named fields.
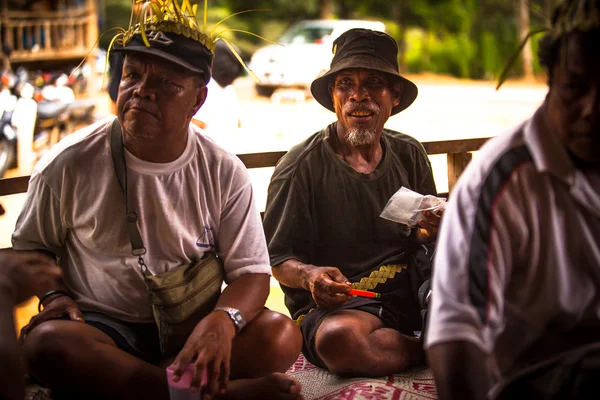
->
xmin=166 ymin=364 xmax=208 ymax=390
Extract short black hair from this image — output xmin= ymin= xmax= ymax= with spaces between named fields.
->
xmin=539 ymin=0 xmax=600 ymax=84
xmin=538 ymin=34 xmax=559 ymax=84
xmin=539 ymin=28 xmax=600 ymax=85
xmin=211 ymin=41 xmax=244 ymax=87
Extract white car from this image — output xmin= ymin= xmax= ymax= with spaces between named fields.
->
xmin=250 ymin=19 xmax=386 ymax=96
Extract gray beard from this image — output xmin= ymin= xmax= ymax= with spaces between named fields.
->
xmin=346 ymin=127 xmax=376 ymax=147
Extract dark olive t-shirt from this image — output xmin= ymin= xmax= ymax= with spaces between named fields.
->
xmin=263 ymin=123 xmax=437 ymax=319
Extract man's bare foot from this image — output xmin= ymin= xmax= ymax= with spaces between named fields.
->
xmin=218 ymin=373 xmax=303 ymax=400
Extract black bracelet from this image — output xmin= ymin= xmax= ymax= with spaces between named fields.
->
xmin=38 ymin=290 xmax=74 ymax=313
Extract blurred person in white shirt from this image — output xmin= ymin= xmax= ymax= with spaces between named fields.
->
xmin=192 ymin=40 xmax=244 ymax=148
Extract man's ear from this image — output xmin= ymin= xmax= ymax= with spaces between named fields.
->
xmin=392 ymin=80 xmax=403 ymax=108
xmin=190 ymin=83 xmax=208 ymax=117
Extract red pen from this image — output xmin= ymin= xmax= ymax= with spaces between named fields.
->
xmin=348 ymin=289 xmax=382 ymax=299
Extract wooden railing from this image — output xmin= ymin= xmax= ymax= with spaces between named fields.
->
xmin=0 ymin=137 xmax=489 ymax=198
xmin=1 ymin=4 xmax=98 ymax=63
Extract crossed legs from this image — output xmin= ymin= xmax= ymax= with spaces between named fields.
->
xmin=313 ymin=309 xmax=424 ymax=377
xmin=23 ymin=310 xmax=303 ymax=400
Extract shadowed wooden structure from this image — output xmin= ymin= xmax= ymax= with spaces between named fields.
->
xmin=0 ymin=137 xmax=488 ymax=198
xmin=1 ymin=0 xmax=98 ymax=64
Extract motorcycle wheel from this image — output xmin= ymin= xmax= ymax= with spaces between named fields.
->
xmin=0 ymin=137 xmax=15 ymax=179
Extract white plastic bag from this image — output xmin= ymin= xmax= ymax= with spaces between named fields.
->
xmin=380 ymin=187 xmax=446 ymax=227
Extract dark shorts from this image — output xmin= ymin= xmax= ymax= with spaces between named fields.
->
xmin=497 ymin=346 xmax=600 ymax=400
xmin=300 ymin=296 xmax=422 ymax=369
xmin=61 ymin=312 xmax=161 ymax=364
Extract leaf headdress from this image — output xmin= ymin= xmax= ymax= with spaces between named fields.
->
xmin=496 ymin=0 xmax=600 ymax=90
xmin=105 ymin=0 xmax=277 ymax=82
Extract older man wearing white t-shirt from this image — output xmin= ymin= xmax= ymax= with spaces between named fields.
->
xmin=10 ymin=4 xmax=303 ymax=400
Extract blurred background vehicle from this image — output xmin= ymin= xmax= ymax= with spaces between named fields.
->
xmin=249 ymin=19 xmax=385 ymax=97
xmin=0 ymin=67 xmax=96 ymax=178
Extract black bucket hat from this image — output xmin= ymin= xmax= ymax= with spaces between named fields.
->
xmin=310 ymin=28 xmax=418 ymax=115
xmin=113 ymin=30 xmax=214 ymax=83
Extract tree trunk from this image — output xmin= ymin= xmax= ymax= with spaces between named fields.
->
xmin=392 ymin=2 xmax=407 ymax=72
xmin=517 ymin=0 xmax=534 ymax=80
xmin=318 ymin=0 xmax=334 ymax=19
xmin=545 ymin=0 xmax=557 ymax=19
xmin=338 ymin=1 xmax=352 ymax=19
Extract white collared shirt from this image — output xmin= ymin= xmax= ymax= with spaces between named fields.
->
xmin=425 ymin=103 xmax=600 ymax=397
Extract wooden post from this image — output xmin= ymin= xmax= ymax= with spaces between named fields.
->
xmin=447 ymin=152 xmax=473 ymax=193
xmin=44 ymin=21 xmax=51 ymax=50
xmin=75 ymin=21 xmax=82 ymax=48
xmin=86 ymin=0 xmax=98 ymax=49
xmin=34 ymin=23 xmax=41 ymax=51
xmin=5 ymin=22 xmax=13 ymax=53
xmin=16 ymin=23 xmax=23 ymax=50
xmin=84 ymin=0 xmax=99 ymax=96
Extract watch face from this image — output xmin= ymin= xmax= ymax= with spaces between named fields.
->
xmin=233 ymin=313 xmax=244 ymax=323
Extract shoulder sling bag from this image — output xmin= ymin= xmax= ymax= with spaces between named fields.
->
xmin=110 ymin=119 xmax=224 ymax=356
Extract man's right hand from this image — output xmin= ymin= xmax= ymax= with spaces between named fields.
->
xmin=306 ymin=266 xmax=352 ymax=309
xmin=0 ymin=249 xmax=61 ymax=306
xmin=19 ymin=293 xmax=84 ymax=343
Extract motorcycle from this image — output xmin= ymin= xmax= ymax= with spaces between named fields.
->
xmin=0 ymin=68 xmax=96 ymax=178
xmin=0 ymin=70 xmax=61 ymax=178
xmin=0 ymin=74 xmax=20 ymax=178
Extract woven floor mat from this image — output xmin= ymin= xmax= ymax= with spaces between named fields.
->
xmin=286 ymin=353 xmax=438 ymax=400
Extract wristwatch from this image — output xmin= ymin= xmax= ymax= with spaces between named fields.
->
xmin=213 ymin=306 xmax=247 ymax=333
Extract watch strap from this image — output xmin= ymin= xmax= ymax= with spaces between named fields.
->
xmin=213 ymin=306 xmax=247 ymax=333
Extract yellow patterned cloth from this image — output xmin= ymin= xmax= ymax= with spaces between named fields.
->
xmin=351 ymin=264 xmax=407 ymax=291
xmin=296 ymin=264 xmax=408 ymax=325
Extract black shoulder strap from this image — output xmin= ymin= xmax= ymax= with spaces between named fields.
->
xmin=109 ymin=119 xmax=147 ymax=260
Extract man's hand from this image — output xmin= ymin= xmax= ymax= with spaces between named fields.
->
xmin=170 ymin=311 xmax=236 ymax=398
xmin=414 ymin=210 xmax=444 ymax=244
xmin=0 ymin=249 xmax=61 ymax=306
xmin=306 ymin=266 xmax=352 ymax=309
xmin=19 ymin=293 xmax=83 ymax=343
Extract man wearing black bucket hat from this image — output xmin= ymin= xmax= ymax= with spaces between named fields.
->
xmin=263 ymin=28 xmax=441 ymax=377
xmin=11 ymin=1 xmax=303 ymax=399
xmin=426 ymin=1 xmax=600 ymax=399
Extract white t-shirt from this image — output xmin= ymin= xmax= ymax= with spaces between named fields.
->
xmin=12 ymin=118 xmax=270 ymax=323
xmin=193 ymin=79 xmax=241 ymax=143
xmin=425 ymin=104 xmax=600 ymax=397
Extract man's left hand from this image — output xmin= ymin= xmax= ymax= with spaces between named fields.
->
xmin=414 ymin=210 xmax=444 ymax=244
xmin=169 ymin=311 xmax=236 ymax=398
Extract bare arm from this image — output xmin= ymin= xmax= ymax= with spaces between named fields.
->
xmin=272 ymin=259 xmax=317 ymax=291
xmin=273 ymin=259 xmax=351 ymax=310
xmin=427 ymin=341 xmax=491 ymax=400
xmin=217 ymin=273 xmax=270 ymax=324
xmin=0 ymin=292 xmax=23 ymax=400
xmin=0 ymin=250 xmax=61 ymax=400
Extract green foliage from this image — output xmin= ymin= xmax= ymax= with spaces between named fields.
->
xmin=99 ymin=0 xmax=552 ymax=80
xmin=479 ymin=32 xmax=502 ymax=80
xmin=406 ymin=31 xmax=475 ymax=78
xmin=101 ymin=0 xmax=132 ymax=49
